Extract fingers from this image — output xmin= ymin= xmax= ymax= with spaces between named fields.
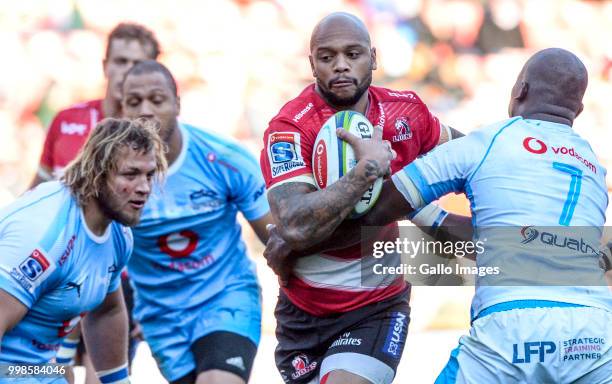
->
xmin=336 ymin=128 xmax=362 ymax=146
xmin=372 ymin=126 xmax=384 ymax=141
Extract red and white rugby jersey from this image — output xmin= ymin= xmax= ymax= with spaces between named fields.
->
xmin=38 ymin=99 xmax=104 ymax=178
xmin=260 ymin=84 xmax=441 ymax=316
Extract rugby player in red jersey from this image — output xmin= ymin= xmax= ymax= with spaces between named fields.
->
xmin=31 ymin=22 xmax=160 ymax=187
xmin=260 ymin=12 xmax=462 ymax=384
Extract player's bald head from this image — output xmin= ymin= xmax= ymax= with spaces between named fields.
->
xmin=310 ymin=12 xmax=371 ymax=53
xmin=510 ymin=48 xmax=588 ymax=124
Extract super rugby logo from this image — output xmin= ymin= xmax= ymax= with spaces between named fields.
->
xmin=19 ymin=249 xmax=50 ymax=281
xmin=520 ymin=226 xmax=539 ymax=244
xmin=314 ymin=141 xmax=327 ymax=188
xmin=522 ymin=137 xmax=596 ymax=173
xmin=268 ymin=132 xmax=306 ymax=177
xmin=290 ymin=354 xmax=317 ymax=380
xmin=393 ymin=117 xmax=412 ymax=142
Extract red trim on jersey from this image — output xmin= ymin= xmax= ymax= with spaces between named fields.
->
xmin=282 ymin=276 xmax=406 ymax=317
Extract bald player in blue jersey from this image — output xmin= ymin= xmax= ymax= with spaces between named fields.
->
xmin=0 ymin=118 xmax=166 ymax=383
xmin=121 ymin=60 xmax=273 ymax=384
xmin=265 ymin=48 xmax=611 ymax=383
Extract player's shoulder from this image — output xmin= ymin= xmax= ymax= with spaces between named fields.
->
xmin=54 ymin=99 xmax=102 ymax=118
xmin=267 ymin=84 xmax=326 ymax=131
xmin=370 ymin=85 xmax=425 ymax=105
xmin=182 ymin=123 xmax=258 ymax=167
xmin=0 ymin=182 xmax=68 ymax=225
xmin=0 ymin=182 xmax=74 ymax=249
xmin=49 ymin=99 xmax=102 ymax=130
xmin=470 ymin=117 xmax=523 ymax=141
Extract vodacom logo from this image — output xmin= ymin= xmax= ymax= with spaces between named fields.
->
xmin=523 ymin=137 xmax=547 ymax=154
xmin=158 ymin=230 xmax=199 ymax=258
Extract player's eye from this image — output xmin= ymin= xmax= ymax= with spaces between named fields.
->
xmin=319 ymin=55 xmax=333 ymax=62
xmin=114 ymin=57 xmax=128 ymax=66
xmin=347 ymin=51 xmax=360 ymax=59
xmin=151 ymin=96 xmax=165 ymax=104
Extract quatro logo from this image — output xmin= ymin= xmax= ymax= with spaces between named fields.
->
xmin=523 ymin=137 xmax=547 ymax=154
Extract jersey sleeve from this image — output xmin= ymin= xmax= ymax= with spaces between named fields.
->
xmin=108 ymin=226 xmax=133 ymax=294
xmin=260 ymin=119 xmax=315 ymax=189
xmin=392 ymin=130 xmax=489 ymax=210
xmin=0 ymin=224 xmax=60 ymax=308
xmin=225 ymin=146 xmax=270 ymax=221
xmin=417 ymin=104 xmax=442 ymax=155
xmin=39 ymin=113 xmax=63 ymax=170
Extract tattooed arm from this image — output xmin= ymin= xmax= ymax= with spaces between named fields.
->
xmin=269 ymin=158 xmax=387 ymax=251
xmin=268 ymin=128 xmax=394 ymax=251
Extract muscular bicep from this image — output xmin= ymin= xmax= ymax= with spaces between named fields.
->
xmin=0 ymin=289 xmax=28 ymax=338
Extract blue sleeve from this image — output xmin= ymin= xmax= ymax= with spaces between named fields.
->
xmin=0 ymin=224 xmax=59 ymax=308
xmin=225 ymin=146 xmax=270 ymax=221
xmin=392 ymin=129 xmax=491 ymax=209
xmin=107 ymin=226 xmax=133 ymax=294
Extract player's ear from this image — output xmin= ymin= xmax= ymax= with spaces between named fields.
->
xmin=575 ymin=102 xmax=583 ymax=118
xmin=176 ymin=96 xmax=181 ymax=114
xmin=309 ymin=55 xmax=316 ymax=78
xmin=370 ymin=47 xmax=377 ymax=71
xmin=516 ymin=81 xmax=528 ymax=101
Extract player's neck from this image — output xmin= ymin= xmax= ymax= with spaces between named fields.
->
xmin=521 ymin=111 xmax=574 ymax=127
xmin=165 ymin=122 xmax=183 ymax=166
xmin=82 ymin=200 xmax=111 ymax=236
xmin=315 ymin=84 xmax=370 ymax=114
xmin=102 ymin=94 xmax=121 ymax=118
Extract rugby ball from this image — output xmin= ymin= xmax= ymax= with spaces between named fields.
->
xmin=312 ymin=111 xmax=383 ymax=218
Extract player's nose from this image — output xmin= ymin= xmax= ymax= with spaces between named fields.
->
xmin=138 ymin=101 xmax=155 ymax=119
xmin=333 ymin=56 xmax=350 ymax=73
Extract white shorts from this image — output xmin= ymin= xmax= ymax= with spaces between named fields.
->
xmin=436 ymin=303 xmax=612 ymax=384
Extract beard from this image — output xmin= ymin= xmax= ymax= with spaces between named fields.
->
xmin=97 ymin=185 xmax=141 ymax=227
xmin=316 ymin=72 xmax=372 ymax=108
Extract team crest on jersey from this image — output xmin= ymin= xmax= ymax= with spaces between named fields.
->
xmin=268 ymin=132 xmax=305 ymax=178
xmin=290 ymin=354 xmax=317 ymax=380
xmin=393 ymin=117 xmax=412 ymax=142
xmin=11 ymin=249 xmax=56 ymax=293
xmin=189 ymin=188 xmax=223 ymax=211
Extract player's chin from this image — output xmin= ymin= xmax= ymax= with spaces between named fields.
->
xmin=117 ymin=210 xmax=142 ymax=227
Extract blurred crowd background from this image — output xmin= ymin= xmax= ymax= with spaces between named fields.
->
xmin=1 ymin=0 xmax=611 ymax=206
xmin=1 ymin=1 xmax=611 ymax=382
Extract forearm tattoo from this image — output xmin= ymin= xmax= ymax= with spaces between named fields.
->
xmin=268 ymin=168 xmax=373 ymax=250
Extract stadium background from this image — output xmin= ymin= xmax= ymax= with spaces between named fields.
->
xmin=0 ymin=0 xmax=610 ymax=382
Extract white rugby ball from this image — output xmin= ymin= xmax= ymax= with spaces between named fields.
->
xmin=312 ymin=111 xmax=383 ymax=218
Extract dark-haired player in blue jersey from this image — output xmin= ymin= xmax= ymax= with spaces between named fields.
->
xmin=121 ymin=60 xmax=273 ymax=384
xmin=0 ymin=118 xmax=166 ymax=383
